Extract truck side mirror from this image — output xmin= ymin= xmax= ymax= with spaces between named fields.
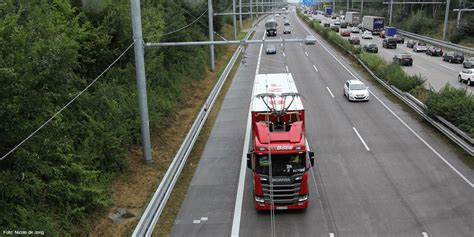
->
xmin=308 ymin=151 xmax=315 ymax=167
xmin=246 ymin=153 xmax=252 ymax=169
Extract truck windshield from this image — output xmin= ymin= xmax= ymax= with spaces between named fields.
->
xmin=256 ymin=154 xmax=306 ymax=175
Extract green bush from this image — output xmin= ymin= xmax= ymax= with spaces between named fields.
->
xmin=426 ymin=85 xmax=474 ymax=137
xmin=382 ymin=64 xmax=425 ymax=92
xmin=0 ymin=0 xmax=227 ymax=235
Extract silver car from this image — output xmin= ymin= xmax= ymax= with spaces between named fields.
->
xmin=266 ymin=44 xmax=276 ymax=54
xmin=304 ymin=35 xmax=317 ymax=45
xmin=463 ymin=57 xmax=474 ymax=68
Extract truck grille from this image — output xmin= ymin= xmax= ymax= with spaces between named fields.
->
xmin=260 ymin=174 xmax=302 ymax=205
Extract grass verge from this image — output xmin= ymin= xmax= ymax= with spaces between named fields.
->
xmin=88 ymin=19 xmax=251 ymax=237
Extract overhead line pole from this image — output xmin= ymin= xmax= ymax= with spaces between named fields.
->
xmin=251 ymin=0 xmax=253 ymax=22
xmin=233 ymin=0 xmax=237 ymax=39
xmin=239 ymin=0 xmax=242 ymax=29
xmin=389 ymin=0 xmax=393 ymax=25
xmin=208 ymin=0 xmax=215 ymax=71
xmin=130 ymin=0 xmax=152 ymax=164
xmin=443 ymin=0 xmax=451 ymax=40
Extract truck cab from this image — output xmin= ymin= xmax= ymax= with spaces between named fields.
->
xmin=247 ymin=73 xmax=315 ymax=210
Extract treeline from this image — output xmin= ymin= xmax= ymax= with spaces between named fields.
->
xmin=0 ymin=0 xmax=234 ymax=235
xmin=330 ymin=0 xmax=474 ymax=45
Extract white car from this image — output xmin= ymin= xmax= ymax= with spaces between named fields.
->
xmin=361 ymin=31 xmax=373 ymax=39
xmin=351 ymin=27 xmax=360 ymax=33
xmin=458 ymin=69 xmax=474 ymax=86
xmin=344 ymin=80 xmax=370 ymax=101
xmin=276 ymin=14 xmax=280 ymax=17
xmin=334 ymin=20 xmax=341 ymax=25
xmin=413 ymin=42 xmax=428 ymax=52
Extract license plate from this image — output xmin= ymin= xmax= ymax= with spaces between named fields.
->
xmin=276 ymin=206 xmax=288 ymax=210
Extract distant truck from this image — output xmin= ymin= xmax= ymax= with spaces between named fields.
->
xmin=385 ymin=26 xmax=397 ymax=37
xmin=345 ymin=12 xmax=361 ymax=26
xmin=324 ymin=7 xmax=332 ymax=16
xmin=362 ymin=16 xmax=385 ymax=34
xmin=247 ymin=73 xmax=315 ymax=210
xmin=265 ymin=19 xmax=277 ymax=37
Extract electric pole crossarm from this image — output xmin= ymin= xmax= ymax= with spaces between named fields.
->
xmin=215 ymin=11 xmax=284 ymax=16
xmin=146 ymin=38 xmax=307 ymax=47
xmin=382 ymin=2 xmax=446 ymax=4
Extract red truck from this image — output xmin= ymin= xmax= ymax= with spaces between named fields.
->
xmin=246 ymin=73 xmax=315 ymax=211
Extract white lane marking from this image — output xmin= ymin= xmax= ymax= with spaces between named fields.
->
xmin=422 ymin=232 xmax=428 ymax=237
xmin=286 ymin=65 xmax=289 ymax=72
xmin=231 ymin=28 xmax=265 ymax=237
xmin=300 ymin=42 xmax=303 ymax=46
xmin=370 ymin=92 xmax=474 ymax=187
xmin=201 ymin=217 xmax=208 ymax=221
xmin=330 ymin=233 xmax=335 ymax=237
xmin=193 ymin=220 xmax=200 ymax=224
xmin=415 ymin=65 xmax=427 ymax=70
xmin=283 ymin=52 xmax=286 ymax=57
xmin=313 ymin=65 xmax=319 ymax=72
xmin=296 ymin=14 xmax=474 ymax=187
xmin=306 ymin=140 xmax=331 ymax=235
xmin=439 ymin=63 xmax=457 ymax=71
xmin=326 ymin=86 xmax=335 ymax=98
xmin=281 ymin=43 xmax=283 ymax=47
xmin=305 ymin=51 xmax=309 ymax=57
xmin=353 ymin=127 xmax=371 ymax=151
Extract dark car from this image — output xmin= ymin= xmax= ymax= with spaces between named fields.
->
xmin=393 ymin=53 xmax=413 ymax=66
xmin=443 ymin=51 xmax=464 ymax=63
xmin=382 ymin=38 xmax=397 ymax=49
xmin=393 ymin=34 xmax=405 ymax=44
xmin=363 ymin=43 xmax=378 ymax=53
xmin=348 ymin=36 xmax=360 ymax=45
xmin=426 ymin=46 xmax=443 ymax=56
xmin=406 ymin=40 xmax=417 ymax=48
xmin=463 ymin=57 xmax=474 ymax=68
xmin=323 ymin=22 xmax=330 ymax=27
xmin=330 ymin=25 xmax=339 ymax=32
xmin=340 ymin=22 xmax=348 ymax=28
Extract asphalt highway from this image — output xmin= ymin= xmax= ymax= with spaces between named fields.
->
xmin=170 ymin=8 xmax=473 ymax=237
xmin=312 ymin=14 xmax=474 ymax=93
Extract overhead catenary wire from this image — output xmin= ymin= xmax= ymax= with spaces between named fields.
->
xmin=0 ymin=42 xmax=135 ymax=161
xmin=263 ymin=77 xmax=276 ymax=237
xmin=179 ymin=8 xmax=229 ymax=41
xmin=143 ymin=9 xmax=208 ymax=39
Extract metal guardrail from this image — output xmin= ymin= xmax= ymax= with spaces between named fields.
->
xmin=299 ymin=13 xmax=474 ymax=156
xmin=397 ymin=30 xmax=474 ymax=55
xmin=132 ymin=18 xmax=261 ymax=237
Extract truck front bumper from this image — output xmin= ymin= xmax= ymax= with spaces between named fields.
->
xmin=255 ymin=200 xmax=308 ymax=210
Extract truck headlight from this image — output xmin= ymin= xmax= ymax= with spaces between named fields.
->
xmin=298 ymin=195 xmax=308 ymax=202
xmin=255 ymin=196 xmax=265 ymax=203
